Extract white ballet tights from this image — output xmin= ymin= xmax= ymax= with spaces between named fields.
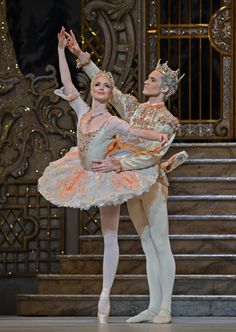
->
xmin=127 ymin=182 xmax=175 ymax=313
xmin=140 ymin=227 xmax=162 ymax=313
xmin=98 ymin=205 xmax=120 ymax=313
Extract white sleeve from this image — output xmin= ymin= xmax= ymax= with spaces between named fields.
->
xmin=54 ymin=86 xmax=89 ymax=120
xmin=108 ymin=116 xmax=130 ymax=136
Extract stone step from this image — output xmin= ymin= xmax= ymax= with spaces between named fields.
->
xmin=167 ymin=195 xmax=236 ymax=214
xmin=168 ymin=215 xmax=236 ymax=235
xmin=79 ymin=234 xmax=236 ymax=255
xmin=119 ymin=195 xmax=236 ymax=215
xmin=58 ymin=254 xmax=236 ymax=275
xmin=17 ymin=294 xmax=236 ymax=316
xmin=170 ymin=158 xmax=236 ymax=177
xmin=169 ymin=177 xmax=236 ymax=195
xmin=117 ymin=214 xmax=236 ymax=235
xmin=37 ymin=274 xmax=236 ymax=296
xmin=120 ymin=195 xmax=236 ymax=216
xmin=167 ymin=143 xmax=236 ymax=159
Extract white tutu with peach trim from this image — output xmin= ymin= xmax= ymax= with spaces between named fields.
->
xmin=38 ymin=147 xmax=159 ymax=210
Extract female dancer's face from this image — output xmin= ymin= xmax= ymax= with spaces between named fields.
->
xmin=91 ymin=76 xmax=113 ymax=103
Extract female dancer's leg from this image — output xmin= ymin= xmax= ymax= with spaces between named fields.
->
xmin=98 ymin=204 xmax=120 ymax=322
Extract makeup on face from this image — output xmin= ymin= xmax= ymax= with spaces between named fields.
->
xmin=143 ymin=70 xmax=165 ymax=97
xmin=91 ymin=76 xmax=113 ymax=102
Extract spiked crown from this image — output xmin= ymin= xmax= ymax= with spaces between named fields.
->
xmin=155 ymin=59 xmax=185 ymax=99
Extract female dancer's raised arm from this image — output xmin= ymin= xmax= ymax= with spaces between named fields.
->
xmin=57 ymin=27 xmax=74 ymax=97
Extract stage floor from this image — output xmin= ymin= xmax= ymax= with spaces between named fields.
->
xmin=0 ymin=317 xmax=236 ymax=332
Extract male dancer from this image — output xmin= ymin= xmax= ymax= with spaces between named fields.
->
xmin=66 ymin=31 xmax=185 ymax=324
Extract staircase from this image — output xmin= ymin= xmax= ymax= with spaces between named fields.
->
xmin=17 ymin=143 xmax=236 ymax=316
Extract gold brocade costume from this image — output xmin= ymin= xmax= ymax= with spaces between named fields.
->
xmin=83 ymin=61 xmax=184 ymax=186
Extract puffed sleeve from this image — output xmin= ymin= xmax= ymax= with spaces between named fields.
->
xmin=119 ymin=153 xmax=159 ymax=170
xmin=118 ymin=133 xmax=175 ymax=171
xmin=82 ymin=61 xmax=101 ymax=79
xmin=118 ymin=119 xmax=178 ymax=171
xmin=108 ymin=116 xmax=161 ymax=140
xmin=109 ymin=89 xmax=139 ymax=121
xmin=54 ymin=85 xmax=89 ymax=121
xmin=108 ymin=116 xmax=130 ymax=136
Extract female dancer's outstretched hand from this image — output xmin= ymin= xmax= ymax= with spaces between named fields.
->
xmin=57 ymin=26 xmax=67 ymax=50
xmin=64 ymin=29 xmax=91 ymax=65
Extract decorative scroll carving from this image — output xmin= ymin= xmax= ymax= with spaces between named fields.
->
xmin=84 ymin=0 xmax=135 ymax=22
xmin=0 ymin=1 xmax=44 ymax=183
xmin=161 ymin=26 xmax=208 ymax=36
xmin=0 ymin=0 xmax=68 ymax=273
xmin=25 ymin=66 xmax=76 ymax=141
xmin=209 ymin=6 xmax=231 ymax=54
xmin=0 ymin=77 xmax=20 ymax=96
xmin=81 ymin=0 xmax=137 ymax=93
xmin=0 ymin=0 xmax=76 ymax=186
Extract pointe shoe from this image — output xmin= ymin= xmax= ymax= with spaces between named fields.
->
xmin=97 ymin=305 xmax=110 ymax=324
xmin=97 ymin=292 xmax=110 ymax=325
xmin=153 ymin=308 xmax=172 ymax=324
xmin=126 ymin=309 xmax=157 ymax=323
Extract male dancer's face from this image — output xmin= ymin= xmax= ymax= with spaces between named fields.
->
xmin=143 ymin=70 xmax=166 ymax=98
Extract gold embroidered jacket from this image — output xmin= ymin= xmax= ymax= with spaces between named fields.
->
xmin=83 ymin=61 xmax=180 ymax=173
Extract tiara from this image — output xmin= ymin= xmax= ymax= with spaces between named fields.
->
xmin=155 ymin=59 xmax=185 ymax=98
xmin=91 ymin=71 xmax=115 ymax=87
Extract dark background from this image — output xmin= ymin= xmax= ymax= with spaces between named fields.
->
xmin=6 ymin=0 xmax=82 ymax=81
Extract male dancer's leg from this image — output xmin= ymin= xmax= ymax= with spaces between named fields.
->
xmin=98 ymin=205 xmax=120 ymax=320
xmin=142 ymin=182 xmax=175 ymax=322
xmin=126 ymin=197 xmax=162 ymax=323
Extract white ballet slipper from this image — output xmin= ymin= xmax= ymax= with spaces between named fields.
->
xmin=126 ymin=309 xmax=157 ymax=323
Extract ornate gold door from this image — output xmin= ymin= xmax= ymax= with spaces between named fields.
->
xmin=146 ymin=0 xmax=235 ymax=139
xmin=81 ymin=0 xmax=235 ymax=139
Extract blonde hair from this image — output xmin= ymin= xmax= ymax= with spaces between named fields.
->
xmin=90 ymin=71 xmax=115 ymax=89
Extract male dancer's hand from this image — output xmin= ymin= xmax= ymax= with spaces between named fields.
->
xmin=91 ymin=156 xmax=114 ymax=173
xmin=64 ymin=29 xmax=90 ymax=65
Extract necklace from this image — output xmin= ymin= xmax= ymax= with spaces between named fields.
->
xmin=81 ymin=110 xmax=109 ymax=134
xmin=90 ymin=110 xmax=108 ymax=118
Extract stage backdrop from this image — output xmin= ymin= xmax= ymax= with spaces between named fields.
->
xmin=0 ymin=0 xmax=235 ymax=314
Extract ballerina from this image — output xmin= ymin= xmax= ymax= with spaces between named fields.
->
xmin=38 ymin=27 xmax=168 ymax=323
